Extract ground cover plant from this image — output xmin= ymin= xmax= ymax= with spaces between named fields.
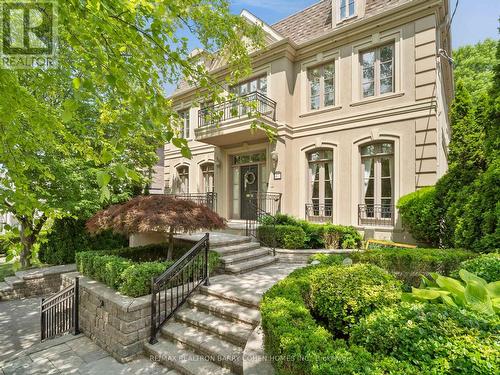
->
xmin=76 ymin=243 xmax=220 ymax=297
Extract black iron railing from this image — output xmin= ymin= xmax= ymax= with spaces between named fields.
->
xmin=245 ymin=193 xmax=281 ymax=256
xmin=305 ymin=203 xmax=333 ymax=222
xmin=198 ymin=91 xmax=277 ymax=127
xmin=150 ymin=233 xmax=210 ymax=344
xmin=358 ymin=204 xmax=395 ymax=227
xmin=41 ymin=277 xmax=79 ymax=341
xmin=167 ymin=192 xmax=217 ymax=212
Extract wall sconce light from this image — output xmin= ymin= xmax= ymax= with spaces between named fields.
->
xmin=271 ymin=151 xmax=279 ymax=171
xmin=215 ymin=157 xmax=221 ymax=167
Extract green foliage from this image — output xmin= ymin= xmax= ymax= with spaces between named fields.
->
xmin=454 ymin=253 xmax=500 ymax=283
xmin=308 ymin=253 xmax=345 ymax=266
xmin=350 ymin=303 xmax=500 ymax=374
xmin=397 ymin=186 xmax=440 ymax=246
xmin=404 ymin=269 xmax=500 ymax=316
xmin=39 ymin=218 xmax=128 ymax=265
xmin=75 ymin=244 xmax=220 ymax=297
xmin=257 ymin=225 xmax=306 ymax=249
xmin=309 ymin=264 xmax=401 ymax=335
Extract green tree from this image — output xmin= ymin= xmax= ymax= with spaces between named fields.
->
xmin=0 ymin=0 xmax=262 ymax=267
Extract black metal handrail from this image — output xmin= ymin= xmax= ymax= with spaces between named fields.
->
xmin=149 ymin=233 xmax=210 ymax=344
xmin=41 ymin=277 xmax=79 ymax=341
xmin=358 ymin=204 xmax=395 ymax=227
xmin=254 ymin=192 xmax=282 ymax=216
xmin=305 ymin=203 xmax=333 ymax=222
xmin=198 ymin=91 xmax=277 ymax=127
xmin=167 ymin=192 xmax=217 ymax=212
xmin=245 ymin=193 xmax=281 ymax=256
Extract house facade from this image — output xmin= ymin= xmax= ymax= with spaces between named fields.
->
xmin=153 ymin=0 xmax=453 ymax=242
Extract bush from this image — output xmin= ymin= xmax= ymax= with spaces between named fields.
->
xmin=39 ymin=218 xmax=128 ymax=265
xmin=397 ymin=186 xmax=440 ymax=246
xmin=452 ymin=252 xmax=500 ymax=282
xmin=308 ymin=253 xmax=345 ymax=266
xmin=309 ymin=264 xmax=401 ymax=335
xmin=351 ymin=303 xmax=500 ymax=374
xmin=258 ymin=225 xmax=306 ymax=249
xmin=76 ymin=245 xmax=220 ymax=297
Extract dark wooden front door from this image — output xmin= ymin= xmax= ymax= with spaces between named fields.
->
xmin=240 ymin=165 xmax=259 ymax=220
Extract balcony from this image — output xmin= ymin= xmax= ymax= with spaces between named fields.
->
xmin=358 ymin=204 xmax=395 ymax=227
xmin=195 ymin=91 xmax=277 ymax=146
xmin=305 ymin=203 xmax=333 ymax=223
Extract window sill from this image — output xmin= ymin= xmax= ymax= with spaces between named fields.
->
xmin=336 ymin=14 xmax=358 ymax=25
xmin=350 ymin=92 xmax=404 ymax=107
xmin=300 ymin=105 xmax=342 ymax=118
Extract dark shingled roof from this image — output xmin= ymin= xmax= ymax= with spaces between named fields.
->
xmin=271 ymin=0 xmax=408 ymax=45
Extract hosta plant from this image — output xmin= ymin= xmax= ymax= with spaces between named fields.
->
xmin=403 ymin=269 xmax=500 ymax=316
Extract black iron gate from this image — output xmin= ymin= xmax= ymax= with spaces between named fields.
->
xmin=40 ymin=277 xmax=80 ymax=341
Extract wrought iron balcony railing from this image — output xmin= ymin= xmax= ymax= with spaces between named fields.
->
xmin=198 ymin=91 xmax=276 ymax=127
xmin=358 ymin=204 xmax=395 ymax=227
xmin=305 ymin=203 xmax=333 ymax=223
xmin=166 ymin=192 xmax=217 ymax=212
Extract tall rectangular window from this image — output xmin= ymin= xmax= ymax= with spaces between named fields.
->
xmin=361 ymin=44 xmax=394 ymax=98
xmin=179 ymin=110 xmax=190 ymax=139
xmin=307 ymin=61 xmax=335 ymax=110
xmin=308 ymin=150 xmax=333 ymax=217
xmin=340 ymin=0 xmax=355 ymax=20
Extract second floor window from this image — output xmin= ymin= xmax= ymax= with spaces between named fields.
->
xmin=179 ymin=110 xmax=190 ymax=139
xmin=340 ymin=0 xmax=355 ymax=20
xmin=361 ymin=44 xmax=394 ymax=98
xmin=230 ymin=75 xmax=267 ymax=96
xmin=308 ymin=62 xmax=335 ymax=110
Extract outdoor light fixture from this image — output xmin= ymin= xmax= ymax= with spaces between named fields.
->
xmin=271 ymin=150 xmax=279 ymax=171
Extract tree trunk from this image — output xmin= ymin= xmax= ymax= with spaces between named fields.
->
xmin=19 ymin=220 xmax=33 ymax=269
xmin=167 ymin=227 xmax=174 ymax=261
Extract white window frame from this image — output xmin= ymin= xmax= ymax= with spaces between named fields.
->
xmin=178 ymin=110 xmax=190 ymax=139
xmin=307 ymin=61 xmax=336 ymax=111
xmin=360 ymin=44 xmax=395 ymax=98
xmin=307 ymin=149 xmax=334 ymax=216
xmin=177 ymin=166 xmax=189 ymax=194
xmin=339 ymin=0 xmax=356 ymax=21
xmin=201 ymin=163 xmax=215 ymax=193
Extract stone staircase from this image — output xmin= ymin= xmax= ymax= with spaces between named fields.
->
xmin=212 ymin=237 xmax=277 ymax=274
xmin=145 ymin=285 xmax=260 ymax=375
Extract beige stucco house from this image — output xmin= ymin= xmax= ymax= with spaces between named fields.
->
xmin=151 ymin=0 xmax=453 ymax=242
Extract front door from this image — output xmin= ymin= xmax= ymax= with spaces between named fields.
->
xmin=240 ymin=165 xmax=259 ymax=220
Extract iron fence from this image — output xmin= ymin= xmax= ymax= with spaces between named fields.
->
xmin=305 ymin=203 xmax=333 ymax=223
xmin=167 ymin=192 xmax=217 ymax=212
xmin=358 ymin=204 xmax=395 ymax=227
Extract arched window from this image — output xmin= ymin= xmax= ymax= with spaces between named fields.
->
xmin=360 ymin=142 xmax=394 ymax=223
xmin=307 ymin=149 xmax=333 ymax=219
xmin=201 ymin=163 xmax=214 ymax=193
xmin=177 ymin=166 xmax=189 ymax=194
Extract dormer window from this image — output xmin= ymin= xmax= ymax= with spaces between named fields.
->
xmin=340 ymin=0 xmax=355 ymax=20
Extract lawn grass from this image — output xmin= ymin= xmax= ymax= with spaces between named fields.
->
xmin=0 ymin=262 xmax=14 ymax=282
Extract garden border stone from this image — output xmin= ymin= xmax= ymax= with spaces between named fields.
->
xmin=275 ymin=248 xmax=362 ymax=263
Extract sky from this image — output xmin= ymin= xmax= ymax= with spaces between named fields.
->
xmin=166 ymin=0 xmax=499 ymax=95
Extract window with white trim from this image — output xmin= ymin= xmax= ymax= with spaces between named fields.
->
xmin=307 ymin=61 xmax=335 ymax=110
xmin=177 ymin=166 xmax=189 ymax=194
xmin=178 ymin=110 xmax=190 ymax=139
xmin=307 ymin=150 xmax=333 ymax=217
xmin=360 ymin=44 xmax=394 ymax=98
xmin=201 ymin=163 xmax=214 ymax=193
xmin=340 ymin=0 xmax=355 ymax=20
xmin=360 ymin=143 xmax=394 ymax=220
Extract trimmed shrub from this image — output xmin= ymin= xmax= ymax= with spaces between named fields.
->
xmin=76 ymin=245 xmax=220 ymax=297
xmin=258 ymin=225 xmax=306 ymax=249
xmin=308 ymin=253 xmax=345 ymax=266
xmin=39 ymin=218 xmax=128 ymax=265
xmin=351 ymin=303 xmax=500 ymax=374
xmin=453 ymin=252 xmax=500 ymax=282
xmin=309 ymin=264 xmax=401 ymax=335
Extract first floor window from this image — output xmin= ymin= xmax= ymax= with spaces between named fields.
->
xmin=308 ymin=150 xmax=333 ymax=216
xmin=177 ymin=166 xmax=189 ymax=194
xmin=201 ymin=163 xmax=214 ymax=193
xmin=360 ymin=143 xmax=393 ymax=220
xmin=361 ymin=44 xmax=394 ymax=98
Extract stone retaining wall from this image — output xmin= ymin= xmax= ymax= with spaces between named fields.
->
xmin=0 ymin=264 xmax=76 ymax=301
xmin=62 ymin=272 xmax=184 ymax=363
xmin=275 ymin=248 xmax=362 ymax=264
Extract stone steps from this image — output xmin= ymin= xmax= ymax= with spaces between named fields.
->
xmin=144 ymin=339 xmax=235 ymax=375
xmin=187 ymin=294 xmax=260 ymax=326
xmin=198 ymin=285 xmax=260 ymax=309
xmin=224 ymin=256 xmax=278 ymax=275
xmin=161 ymin=322 xmax=244 ymax=374
xmin=174 ymin=308 xmax=254 ymax=347
xmin=213 ymin=242 xmax=261 ymax=257
xmin=3 ymin=275 xmax=23 ymax=288
xmin=219 ymin=248 xmax=270 ymax=265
